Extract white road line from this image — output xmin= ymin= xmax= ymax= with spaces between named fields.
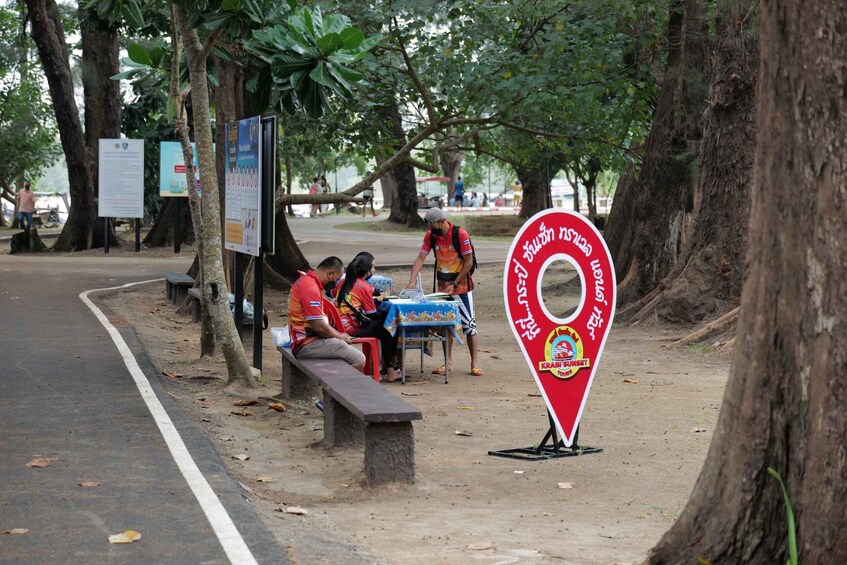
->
xmin=80 ymin=279 xmax=258 ymax=565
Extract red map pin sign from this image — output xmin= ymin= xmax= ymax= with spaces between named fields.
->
xmin=504 ymin=210 xmax=616 ymax=447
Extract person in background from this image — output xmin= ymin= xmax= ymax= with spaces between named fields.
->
xmin=453 ymin=176 xmax=465 ymax=210
xmin=309 ymin=177 xmax=320 ymax=218
xmin=405 ymin=208 xmax=483 ymax=376
xmin=361 ymin=183 xmax=376 ymax=217
xmin=336 ymin=253 xmax=401 ymax=382
xmin=288 ymin=256 xmax=365 ymax=371
xmin=469 ymin=192 xmax=480 ymax=208
xmin=16 ymin=182 xmax=36 ymax=231
xmin=320 ymin=175 xmax=331 ymax=216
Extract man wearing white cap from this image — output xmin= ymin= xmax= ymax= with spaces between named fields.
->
xmin=406 ymin=208 xmax=483 ymax=377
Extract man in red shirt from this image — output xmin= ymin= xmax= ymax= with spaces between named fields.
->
xmin=15 ymin=182 xmax=36 ymax=231
xmin=406 ymin=208 xmax=483 ymax=376
xmin=288 ymin=256 xmax=365 ymax=370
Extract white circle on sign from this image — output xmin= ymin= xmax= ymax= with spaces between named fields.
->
xmin=536 ymin=253 xmax=586 ymax=326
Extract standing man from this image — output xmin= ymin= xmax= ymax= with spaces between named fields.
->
xmin=453 ymin=176 xmax=465 ymax=211
xmin=288 ymin=256 xmax=366 ymax=371
xmin=16 ymin=182 xmax=36 ymax=231
xmin=361 ymin=184 xmax=376 ymax=217
xmin=405 ymin=208 xmax=483 ymax=376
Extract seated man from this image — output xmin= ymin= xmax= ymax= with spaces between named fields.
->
xmin=288 ymin=256 xmax=366 ymax=371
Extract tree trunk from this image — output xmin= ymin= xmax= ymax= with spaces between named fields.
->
xmin=648 ymin=1 xmax=847 ymax=563
xmin=376 ymin=154 xmax=397 ymax=211
xmin=604 ymin=0 xmax=709 ymax=306
xmin=213 ymin=56 xmax=249 ymax=290
xmin=264 ymin=207 xmax=310 ymax=287
xmin=27 ymin=0 xmax=99 ymax=251
xmin=650 ymin=5 xmax=757 ymax=325
xmin=439 ymin=142 xmax=464 ymax=202
xmin=516 ymin=163 xmax=548 ymax=218
xmin=142 ymin=197 xmax=195 ymax=246
xmin=381 ymin=100 xmax=423 ymax=228
xmin=175 ymin=4 xmax=254 ymax=387
xmin=79 ymin=7 xmax=120 ymax=248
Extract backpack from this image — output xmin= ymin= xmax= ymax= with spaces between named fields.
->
xmin=430 ymin=225 xmax=478 ymax=289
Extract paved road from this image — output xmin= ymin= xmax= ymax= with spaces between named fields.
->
xmin=0 ymin=254 xmax=287 ymax=564
xmin=287 ymin=214 xmax=513 ymax=267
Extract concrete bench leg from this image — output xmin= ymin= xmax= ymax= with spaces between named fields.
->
xmin=322 ymin=390 xmax=364 ymax=447
xmin=364 ymin=422 xmax=415 ymax=486
xmin=165 ymin=281 xmax=174 ymax=302
xmin=174 ymin=286 xmax=189 ymax=305
xmin=280 ymin=356 xmax=318 ymax=401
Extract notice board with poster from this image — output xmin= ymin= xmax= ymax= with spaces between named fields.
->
xmin=224 ymin=116 xmax=262 ymax=257
xmin=98 ymin=139 xmax=144 ymax=218
xmin=159 ymin=141 xmax=199 ymax=197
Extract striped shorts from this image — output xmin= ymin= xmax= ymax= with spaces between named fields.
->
xmin=453 ymin=291 xmax=478 ymax=336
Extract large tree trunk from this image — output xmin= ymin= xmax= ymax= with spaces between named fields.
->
xmin=264 ymin=207 xmax=310 ymax=288
xmin=375 ymin=154 xmax=397 ymax=211
xmin=516 ymin=162 xmax=548 ymax=218
xmin=382 ymin=101 xmax=423 ymax=228
xmin=648 ymin=1 xmax=847 ymax=563
xmin=175 ymin=4 xmax=254 ymax=387
xmin=604 ymin=0 xmax=709 ymax=306
xmin=439 ymin=140 xmax=464 ymax=202
xmin=649 ymin=5 xmax=757 ymax=325
xmin=80 ymin=8 xmax=120 ymax=248
xmin=142 ymin=197 xmax=195 ymax=246
xmin=213 ymin=56 xmax=248 ymax=290
xmin=27 ymin=0 xmax=99 ymax=251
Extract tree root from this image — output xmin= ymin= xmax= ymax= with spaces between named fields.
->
xmin=670 ymin=306 xmax=740 ymax=348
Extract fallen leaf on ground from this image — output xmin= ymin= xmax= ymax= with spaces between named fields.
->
xmin=478 ymin=349 xmax=492 ymax=353
xmin=514 ymin=470 xmax=525 ymax=475
xmin=456 ymin=406 xmax=474 ymax=410
xmin=201 ymin=418 xmax=211 ymax=423
xmin=230 ymin=410 xmax=252 ymax=417
xmin=162 ymin=370 xmax=183 ymax=379
xmin=2 ymin=529 xmax=29 ymax=535
xmin=527 ymin=393 xmax=542 ymax=397
xmin=256 ymin=477 xmax=277 ymax=483
xmin=558 ymin=482 xmax=574 ymax=489
xmin=266 ymin=403 xmax=286 ymax=412
xmin=467 ymin=542 xmax=493 ymax=550
xmin=218 ymin=436 xmax=234 ymax=442
xmin=234 ymin=399 xmax=259 ymax=407
xmin=623 ymin=378 xmax=639 ymax=384
xmin=108 ymin=530 xmax=141 ymax=544
xmin=401 ymin=392 xmax=422 ymax=397
xmin=490 ymin=355 xmax=502 ymax=360
xmin=454 ymin=430 xmax=473 ymax=437
xmin=690 ymin=427 xmax=707 ymax=433
xmin=232 ymin=454 xmax=250 ymax=461
xmin=25 ymin=457 xmax=57 ymax=468
xmin=284 ymin=506 xmax=308 ymax=515
xmin=79 ymin=481 xmax=101 ymax=488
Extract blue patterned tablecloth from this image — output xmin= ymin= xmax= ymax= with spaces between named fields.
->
xmin=382 ymin=299 xmax=462 ymax=340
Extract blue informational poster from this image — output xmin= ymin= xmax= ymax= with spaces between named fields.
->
xmin=159 ymin=141 xmax=200 ymax=197
xmin=223 ymin=116 xmax=262 ymax=257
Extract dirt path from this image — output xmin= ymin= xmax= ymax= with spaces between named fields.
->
xmin=101 ymin=263 xmax=729 ymax=565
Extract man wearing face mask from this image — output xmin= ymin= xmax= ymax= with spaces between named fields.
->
xmin=406 ymin=208 xmax=483 ymax=377
xmin=288 ymin=256 xmax=366 ymax=370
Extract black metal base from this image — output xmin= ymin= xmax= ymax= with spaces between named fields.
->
xmin=488 ymin=414 xmax=602 ymax=461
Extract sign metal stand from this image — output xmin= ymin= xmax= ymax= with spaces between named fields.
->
xmin=489 ymin=411 xmax=602 ymax=461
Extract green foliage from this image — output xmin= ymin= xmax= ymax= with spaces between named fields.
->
xmin=243 ymin=5 xmax=380 ymax=118
xmin=767 ymin=467 xmax=798 ymax=565
xmin=0 ymin=4 xmax=60 ymax=189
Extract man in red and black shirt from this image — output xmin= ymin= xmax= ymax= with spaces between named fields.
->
xmin=406 ymin=208 xmax=483 ymax=376
xmin=288 ymin=256 xmax=365 ymax=370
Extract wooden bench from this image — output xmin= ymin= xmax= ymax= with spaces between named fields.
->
xmin=278 ymin=345 xmax=422 ymax=486
xmin=165 ymin=271 xmax=195 ymax=305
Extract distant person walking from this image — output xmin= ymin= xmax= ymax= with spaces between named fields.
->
xmin=309 ymin=177 xmax=320 ymax=218
xmin=454 ymin=176 xmax=465 ymax=210
xmin=320 ymin=176 xmax=331 ymax=216
xmin=16 ymin=182 xmax=36 ymax=231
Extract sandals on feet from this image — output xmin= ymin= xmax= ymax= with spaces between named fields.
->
xmin=432 ymin=366 xmax=448 ymax=376
xmin=470 ymin=367 xmax=485 ymax=376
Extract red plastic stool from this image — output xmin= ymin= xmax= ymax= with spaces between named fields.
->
xmin=352 ymin=337 xmax=381 ymax=382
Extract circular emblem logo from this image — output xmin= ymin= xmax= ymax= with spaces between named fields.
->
xmin=538 ymin=326 xmax=590 ymax=380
